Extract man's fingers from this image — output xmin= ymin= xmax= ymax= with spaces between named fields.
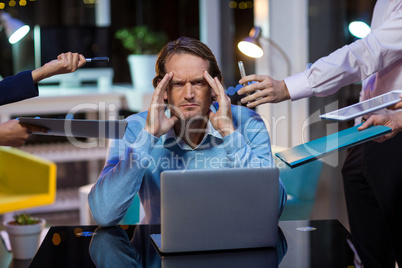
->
xmin=28 ymin=125 xmax=48 ymax=133
xmin=65 ymin=52 xmax=73 ymax=64
xmin=388 ymin=101 xmax=402 ymax=110
xmin=246 ymin=96 xmax=272 ymax=108
xmin=357 ymin=119 xmax=373 ymax=131
xmin=169 ymin=115 xmax=179 ymax=126
xmin=214 ymin=77 xmax=226 ymax=97
xmin=238 ymin=84 xmax=254 ymax=96
xmin=78 ymin=54 xmax=87 ymax=68
xmin=242 ymin=88 xmax=273 ymax=106
xmin=153 ymin=73 xmax=172 ymax=100
xmin=20 ymin=124 xmax=48 ymax=134
xmin=57 ymin=53 xmax=66 ymax=61
xmin=71 ymin=53 xmax=79 ymax=71
xmin=203 ymin=71 xmax=220 ymax=97
xmin=238 ymin=74 xmax=260 ymax=86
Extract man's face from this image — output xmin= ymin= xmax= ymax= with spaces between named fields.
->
xmin=164 ymin=53 xmax=213 ymax=121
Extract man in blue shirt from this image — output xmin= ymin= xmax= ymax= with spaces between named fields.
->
xmin=89 ymin=37 xmax=287 ymax=226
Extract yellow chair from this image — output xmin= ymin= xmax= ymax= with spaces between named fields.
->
xmin=0 ymin=146 xmax=56 ymax=214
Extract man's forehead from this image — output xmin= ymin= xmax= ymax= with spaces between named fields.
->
xmin=165 ymin=53 xmax=209 ymax=70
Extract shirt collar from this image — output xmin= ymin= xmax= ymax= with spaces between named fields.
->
xmin=161 ymin=103 xmax=222 ymax=149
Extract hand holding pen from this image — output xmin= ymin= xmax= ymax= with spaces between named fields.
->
xmin=32 ymin=52 xmax=86 ymax=83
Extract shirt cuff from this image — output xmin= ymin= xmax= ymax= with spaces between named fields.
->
xmin=284 ymin=72 xmax=313 ymax=101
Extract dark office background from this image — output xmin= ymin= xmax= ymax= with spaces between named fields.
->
xmin=0 ymin=0 xmax=378 ymax=227
xmin=0 ymin=0 xmax=255 ymax=89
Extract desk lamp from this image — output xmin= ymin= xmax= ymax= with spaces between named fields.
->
xmin=0 ymin=11 xmax=30 ymax=44
xmin=238 ymin=26 xmax=291 ymax=76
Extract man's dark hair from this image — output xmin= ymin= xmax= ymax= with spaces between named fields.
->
xmin=152 ymin=36 xmax=223 ymax=88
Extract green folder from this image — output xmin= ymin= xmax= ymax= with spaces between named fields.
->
xmin=275 ymin=124 xmax=392 ymax=168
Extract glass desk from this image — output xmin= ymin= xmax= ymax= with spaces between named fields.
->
xmin=1 ymin=220 xmax=356 ymax=267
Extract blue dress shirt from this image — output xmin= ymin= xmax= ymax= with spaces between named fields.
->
xmin=89 ymin=103 xmax=287 ymax=226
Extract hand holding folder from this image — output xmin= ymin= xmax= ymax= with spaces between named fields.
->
xmin=275 ymin=124 xmax=391 ymax=168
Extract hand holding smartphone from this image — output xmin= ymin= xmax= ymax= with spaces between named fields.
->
xmin=238 ymin=61 xmax=258 ymax=100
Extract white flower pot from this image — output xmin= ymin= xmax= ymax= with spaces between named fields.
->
xmin=3 ymin=218 xmax=45 ymax=260
xmin=127 ymin=54 xmax=158 ymax=91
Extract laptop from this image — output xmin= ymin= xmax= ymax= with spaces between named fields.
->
xmin=150 ymin=167 xmax=280 ymax=253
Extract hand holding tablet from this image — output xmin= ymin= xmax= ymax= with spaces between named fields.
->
xmin=18 ymin=118 xmax=127 ymax=139
xmin=320 ymin=90 xmax=402 ymax=121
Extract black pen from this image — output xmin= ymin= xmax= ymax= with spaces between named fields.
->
xmin=85 ymin=57 xmax=109 ymax=62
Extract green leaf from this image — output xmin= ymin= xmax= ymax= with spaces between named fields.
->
xmin=115 ymin=25 xmax=168 ymax=55
xmin=13 ymin=213 xmax=40 ymax=225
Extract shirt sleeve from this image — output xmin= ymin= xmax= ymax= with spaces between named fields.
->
xmin=0 ymin=71 xmax=38 ymax=106
xmin=285 ymin=8 xmax=402 ymax=101
xmin=89 ymin=128 xmax=159 ymax=227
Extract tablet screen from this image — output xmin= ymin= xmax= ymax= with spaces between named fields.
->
xmin=320 ymin=90 xmax=402 ymax=121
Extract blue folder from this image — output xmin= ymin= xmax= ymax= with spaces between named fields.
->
xmin=275 ymin=124 xmax=391 ymax=168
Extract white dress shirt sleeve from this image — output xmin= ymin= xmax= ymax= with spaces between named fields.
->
xmin=284 ymin=4 xmax=402 ymax=101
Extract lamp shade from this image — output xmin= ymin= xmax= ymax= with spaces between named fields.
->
xmin=237 ymin=26 xmax=264 ymax=58
xmin=238 ymin=38 xmax=264 ymax=58
xmin=238 ymin=26 xmax=292 ymax=76
xmin=348 ymin=21 xmax=371 ymax=39
xmin=0 ymin=12 xmax=30 ymax=44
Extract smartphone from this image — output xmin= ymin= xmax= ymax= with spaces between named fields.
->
xmin=320 ymin=90 xmax=402 ymax=121
xmin=238 ymin=61 xmax=247 ymax=87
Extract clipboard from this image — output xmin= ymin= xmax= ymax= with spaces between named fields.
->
xmin=18 ymin=117 xmax=127 ymax=139
xmin=275 ymin=124 xmax=392 ymax=168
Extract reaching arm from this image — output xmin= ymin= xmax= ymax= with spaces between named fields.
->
xmin=239 ymin=4 xmax=402 ymax=105
xmin=31 ymin=52 xmax=86 ymax=83
xmin=0 ymin=52 xmax=86 ymax=106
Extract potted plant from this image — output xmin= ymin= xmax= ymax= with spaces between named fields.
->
xmin=3 ymin=213 xmax=46 ymax=260
xmin=115 ymin=25 xmax=168 ymax=90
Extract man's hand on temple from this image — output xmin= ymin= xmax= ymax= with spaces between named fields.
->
xmin=238 ymin=74 xmax=291 ymax=108
xmin=144 ymin=72 xmax=178 ymax=137
xmin=204 ymin=71 xmax=236 ymax=137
